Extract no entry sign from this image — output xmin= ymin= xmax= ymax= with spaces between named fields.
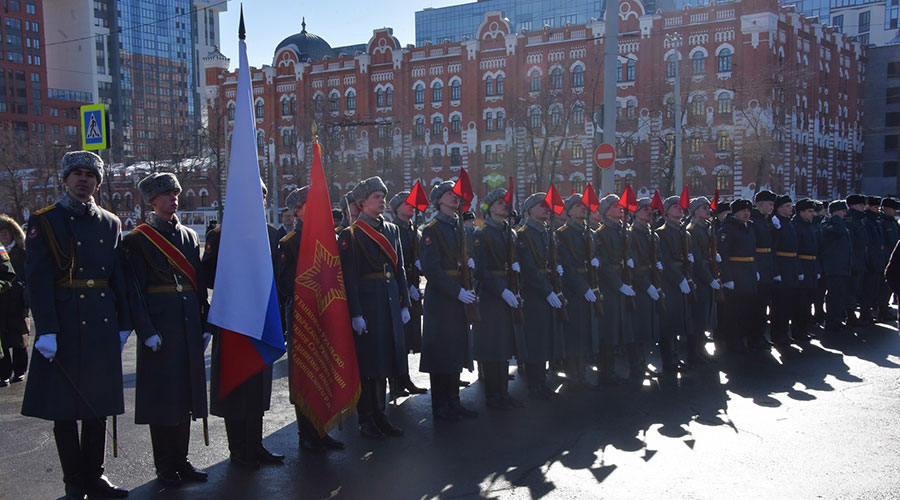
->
xmin=594 ymin=143 xmax=615 ymax=169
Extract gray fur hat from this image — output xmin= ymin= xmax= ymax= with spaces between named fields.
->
xmin=390 ymin=190 xmax=411 ymax=213
xmin=138 ymin=172 xmax=181 ymax=201
xmin=352 ymin=176 xmax=388 ymax=204
xmin=430 ymin=181 xmax=456 ymax=207
xmin=689 ymin=196 xmax=711 ymax=215
xmin=285 ymin=185 xmax=309 ymax=210
xmin=597 ymin=194 xmax=620 ymax=216
xmin=523 ymin=192 xmax=547 ymax=214
xmin=563 ymin=193 xmax=584 ymax=214
xmin=61 ymin=151 xmax=104 ymax=183
xmin=482 ymin=188 xmax=507 ymax=217
xmin=663 ymin=195 xmax=682 ymax=212
xmin=636 ymin=197 xmax=652 ymax=210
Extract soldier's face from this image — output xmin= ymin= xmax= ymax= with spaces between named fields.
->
xmin=489 ymin=199 xmax=509 ymax=219
xmin=0 ymin=228 xmax=11 ymax=246
xmin=568 ymin=203 xmax=587 ymax=221
xmin=438 ymin=191 xmax=460 ymax=211
xmin=694 ymin=205 xmax=710 ymax=219
xmin=64 ymin=167 xmax=99 ymax=201
xmin=777 ymin=203 xmax=793 ymax=218
xmin=361 ymin=191 xmax=386 ymax=217
xmin=280 ymin=210 xmax=293 ymax=226
xmin=634 ymin=206 xmax=652 ymax=224
xmin=884 ymin=207 xmax=897 ymax=217
xmin=396 ymin=203 xmax=415 ymax=219
xmin=734 ymin=209 xmax=752 ymax=222
xmin=529 ymin=203 xmax=551 ymax=222
xmin=757 ymin=200 xmax=774 ymax=215
xmin=848 ymin=203 xmax=864 ymax=211
xmin=666 ymin=205 xmax=683 ymax=222
xmin=605 ymin=204 xmax=624 ymax=221
xmin=799 ymin=208 xmax=815 ymax=222
xmin=150 ymin=190 xmax=179 ymax=217
xmin=294 ymin=204 xmax=306 ymax=223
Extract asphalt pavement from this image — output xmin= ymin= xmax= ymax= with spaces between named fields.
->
xmin=2 ymin=318 xmax=900 ymax=500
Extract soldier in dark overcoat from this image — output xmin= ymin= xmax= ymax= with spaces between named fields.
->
xmin=685 ymin=197 xmax=720 ymax=364
xmin=877 ymin=198 xmax=900 ymax=321
xmin=0 ymin=214 xmax=28 ymax=384
xmin=555 ymin=194 xmax=599 ymax=388
xmin=419 ymin=181 xmax=478 ymax=421
xmin=472 ymin=188 xmax=522 ymax=410
xmin=388 ymin=191 xmax=427 ymax=396
xmin=656 ymin=196 xmax=693 ymax=371
xmin=822 ymin=201 xmax=853 ymax=332
xmin=275 ymin=186 xmax=344 ymax=453
xmin=338 ymin=177 xmax=411 ymax=438
xmin=769 ymin=195 xmax=801 ymax=346
xmin=515 ymin=194 xmax=563 ymax=398
xmin=750 ymin=190 xmax=777 ymax=349
xmin=862 ymin=196 xmax=887 ymax=323
xmin=845 ymin=194 xmax=870 ymax=325
xmin=629 ymin=199 xmax=661 ymax=379
xmin=21 ymin=151 xmax=131 ymax=499
xmin=124 ymin=172 xmax=209 ymax=486
xmin=717 ymin=199 xmax=759 ymax=354
xmin=792 ymin=199 xmax=821 ymax=341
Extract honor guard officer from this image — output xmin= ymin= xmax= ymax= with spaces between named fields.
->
xmin=21 ymin=151 xmax=131 ymax=500
xmin=863 ymin=197 xmax=887 ymax=323
xmin=717 ymin=199 xmax=759 ymax=354
xmin=821 ymin=201 xmax=853 ymax=332
xmin=516 ymin=193 xmax=564 ymax=398
xmin=628 ymin=199 xmax=662 ymax=380
xmin=792 ymin=199 xmax=821 ymax=342
xmin=276 ymin=186 xmax=344 ymax=452
xmin=845 ymin=194 xmax=869 ymax=325
xmin=556 ymin=193 xmax=599 ymax=389
xmin=769 ymin=195 xmax=802 ymax=347
xmin=472 ymin=188 xmax=523 ymax=410
xmin=419 ymin=181 xmax=478 ymax=421
xmin=388 ymin=191 xmax=428 ymax=397
xmin=595 ymin=194 xmax=635 ymax=384
xmin=878 ymin=198 xmax=900 ymax=321
xmin=124 ymin=173 xmax=209 ymax=486
xmin=685 ymin=197 xmax=719 ymax=364
xmin=656 ymin=196 xmax=694 ymax=371
xmin=812 ymin=201 xmax=829 ymax=325
xmin=750 ymin=190 xmax=778 ymax=349
xmin=204 ymin=183 xmax=286 ymax=465
xmin=0 ymin=214 xmax=28 ymax=385
xmin=339 ymin=177 xmax=411 ymax=439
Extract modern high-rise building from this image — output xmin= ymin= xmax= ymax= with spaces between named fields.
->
xmin=43 ymin=0 xmax=225 ymax=160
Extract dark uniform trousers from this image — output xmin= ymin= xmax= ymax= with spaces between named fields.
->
xmin=826 ymin=275 xmax=852 ymax=327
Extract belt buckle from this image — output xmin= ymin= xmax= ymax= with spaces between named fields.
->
xmin=385 ymin=271 xmax=393 ymax=279
xmin=176 ymin=284 xmax=184 ymax=292
xmin=86 ymin=279 xmax=95 ymax=288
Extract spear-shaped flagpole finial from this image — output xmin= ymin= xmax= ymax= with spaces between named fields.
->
xmin=238 ymin=4 xmax=246 ymax=40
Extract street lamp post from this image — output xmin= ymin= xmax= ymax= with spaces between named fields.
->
xmin=666 ymin=33 xmax=684 ymax=194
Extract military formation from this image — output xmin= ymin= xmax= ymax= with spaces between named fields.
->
xmin=7 ymin=150 xmax=900 ymax=499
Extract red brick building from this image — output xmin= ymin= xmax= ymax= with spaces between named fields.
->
xmin=203 ymin=0 xmax=866 ymax=208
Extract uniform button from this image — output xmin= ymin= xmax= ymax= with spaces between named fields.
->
xmin=99 ymin=239 xmax=104 ymax=244
xmin=70 ymin=216 xmax=75 ymax=221
xmin=103 ymin=318 xmax=108 ymax=323
xmin=101 ymin=266 xmax=106 ymax=271
xmin=79 ymin=294 xmax=85 ymax=299
xmin=100 ymin=292 xmax=106 ymax=297
xmin=79 ymin=267 xmax=84 ymax=272
xmin=76 ymin=241 xmax=82 ymax=247
xmin=183 ymin=296 xmax=187 ymax=301
xmin=81 ymin=321 xmax=86 ymax=326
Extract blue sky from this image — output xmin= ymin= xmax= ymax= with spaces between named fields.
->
xmin=218 ymin=0 xmax=463 ymax=69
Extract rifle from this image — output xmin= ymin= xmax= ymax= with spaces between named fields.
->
xmin=710 ymin=217 xmax=725 ymax=303
xmin=649 ymin=226 xmax=667 ymax=313
xmin=681 ymin=223 xmax=697 ymax=303
xmin=585 ymin=225 xmax=605 ymax=317
xmin=619 ymin=219 xmax=636 ymax=312
xmin=548 ymin=230 xmax=569 ymax=322
xmin=506 ymin=224 xmax=525 ymax=324
xmin=457 ymin=209 xmax=481 ymax=323
xmin=408 ymin=214 xmax=423 ymax=315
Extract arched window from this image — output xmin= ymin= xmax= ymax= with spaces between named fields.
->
xmin=432 ymin=82 xmax=443 ymax=102
xmin=290 ymin=96 xmax=296 ymax=114
xmin=257 ymin=132 xmax=265 ymax=149
xmin=415 ymin=117 xmax=425 ymax=136
xmin=282 ymin=98 xmax=290 ymax=116
xmin=432 ymin=115 xmax=442 ymax=135
xmin=530 ymin=108 xmax=541 ymax=128
xmin=551 ymin=67 xmax=562 ymax=90
xmin=496 ymin=74 xmax=504 ymax=95
xmin=228 ymin=102 xmax=235 ymax=120
xmin=451 ymin=114 xmax=461 ymax=133
xmin=572 ymin=104 xmax=584 ymax=124
xmin=386 ymin=87 xmax=393 ymax=107
xmin=313 ymin=94 xmax=323 ymax=111
xmin=329 ymin=92 xmax=339 ymax=112
xmin=626 ymin=100 xmax=636 ymax=119
xmin=124 ymin=192 xmax=133 ymax=209
xmin=415 ymin=84 xmax=424 ymax=104
xmin=185 ymin=191 xmax=195 ymax=210
xmin=691 ymin=95 xmax=705 ymax=116
xmin=666 ymin=54 xmax=677 ymax=78
xmin=716 ymin=130 xmax=731 ymax=152
xmin=450 ymin=80 xmax=461 ymax=101
xmin=530 ymin=72 xmax=541 ymax=92
xmin=688 ymin=171 xmax=705 ymax=192
xmin=550 ymin=106 xmax=562 ymax=126
xmin=617 ymin=60 xmax=624 ymax=82
xmin=627 ymin=59 xmax=636 ymax=81
xmin=496 ymin=111 xmax=505 ymax=129
xmin=376 ymin=89 xmax=384 ymax=107
xmin=717 ymin=48 xmax=732 ymax=72
xmin=692 ymin=51 xmax=706 ymax=75
xmin=486 ymin=112 xmax=494 ymax=131
xmin=255 ymin=100 xmax=264 ymax=118
xmin=715 ymin=170 xmax=731 ymax=191
xmin=486 ymin=76 xmax=494 ymax=96
xmin=573 ymin=66 xmax=584 ymax=87
xmin=200 ymin=190 xmax=209 ymax=206
xmin=346 ymin=90 xmax=356 ymax=111
xmin=717 ymin=94 xmax=732 ymax=114
xmin=691 ymin=132 xmax=703 ymax=152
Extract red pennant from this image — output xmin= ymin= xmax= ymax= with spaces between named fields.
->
xmin=405 ymin=180 xmax=429 ymax=212
xmin=711 ymin=188 xmax=720 ymax=211
xmin=650 ymin=189 xmax=665 ymax=213
xmin=451 ymin=168 xmax=475 ymax=212
xmin=678 ymin=185 xmax=690 ymax=210
xmin=545 ymin=184 xmax=565 ymax=215
xmin=581 ymin=182 xmax=600 ymax=212
xmin=618 ymin=184 xmax=638 ymax=213
xmin=503 ymin=177 xmax=514 ymax=206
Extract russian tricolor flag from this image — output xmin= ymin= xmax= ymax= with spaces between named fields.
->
xmin=208 ymin=14 xmax=286 ymax=399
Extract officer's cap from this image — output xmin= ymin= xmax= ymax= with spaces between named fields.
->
xmin=715 ymin=201 xmax=732 ymax=215
xmin=430 ymin=181 xmax=456 ymax=207
xmin=754 ymin=190 xmax=777 ymax=203
xmin=795 ymin=198 xmax=816 ymax=212
xmin=882 ymin=197 xmax=900 ymax=210
xmin=814 ymin=200 xmax=825 ymax=211
xmin=390 ymin=190 xmax=411 ymax=213
xmin=829 ymin=200 xmax=849 ymax=213
xmin=730 ymin=199 xmax=753 ymax=213
xmin=522 ymin=192 xmax=548 ymax=214
xmin=352 ymin=176 xmax=388 ymax=204
xmin=285 ymin=185 xmax=309 ymax=210
xmin=867 ymin=196 xmax=882 ymax=206
xmin=663 ymin=196 xmax=682 ymax=212
xmin=563 ymin=194 xmax=584 ymax=214
xmin=774 ymin=195 xmax=792 ymax=211
xmin=138 ymin=172 xmax=181 ymax=201
xmin=597 ymin=194 xmax=620 ymax=216
xmin=689 ymin=196 xmax=711 ymax=215
xmin=636 ymin=197 xmax=652 ymax=210
xmin=482 ymin=188 xmax=508 ymax=217
xmin=61 ymin=151 xmax=104 ymax=183
xmin=846 ymin=194 xmax=866 ymax=206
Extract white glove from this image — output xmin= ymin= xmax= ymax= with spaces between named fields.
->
xmin=591 ymin=257 xmax=600 ymax=268
xmin=511 ymin=262 xmax=520 ymax=273
xmin=798 ymin=274 xmax=805 ymax=281
xmin=467 ymin=257 xmax=475 ymax=270
xmin=647 ymin=285 xmax=660 ymax=301
xmin=401 ymin=307 xmax=411 ymax=325
xmin=626 ymin=258 xmax=634 ymax=269
xmin=119 ymin=330 xmax=131 ymax=353
xmin=723 ymin=281 xmax=735 ymax=290
xmin=715 ymin=253 xmax=722 ymax=263
xmin=501 ymin=288 xmax=519 ymax=308
xmin=756 ymin=272 xmax=760 ymax=281
xmin=35 ymin=334 xmax=57 ymax=360
xmin=557 ymin=265 xmax=564 ymax=276
xmin=415 ymin=259 xmax=422 ymax=271
xmin=710 ymin=279 xmax=721 ymax=290
xmin=679 ymin=278 xmax=691 ymax=294
xmin=656 ymin=261 xmax=663 ymax=271
xmin=771 ymin=216 xmax=782 ymax=229
xmin=144 ymin=334 xmax=162 ymax=352
xmin=773 ymin=275 xmax=782 ymax=282
xmin=352 ymin=316 xmax=367 ymax=334
xmin=584 ymin=288 xmax=597 ymax=303
xmin=546 ymin=292 xmax=562 ymax=308
xmin=687 ymin=253 xmax=695 ymax=263
xmin=457 ymin=288 xmax=476 ymax=304
xmin=202 ymin=332 xmax=212 ymax=351
xmin=619 ymin=284 xmax=636 ymax=296
xmin=409 ymin=285 xmax=420 ymax=301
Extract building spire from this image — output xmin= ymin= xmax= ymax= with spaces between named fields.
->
xmin=238 ymin=4 xmax=246 ymax=40
xmin=301 ymin=17 xmax=306 ymax=33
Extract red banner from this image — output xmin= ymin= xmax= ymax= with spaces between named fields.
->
xmin=291 ymin=142 xmax=360 ymax=435
xmin=650 ymin=189 xmax=665 ymax=213
xmin=545 ymin=184 xmax=565 ymax=215
xmin=711 ymin=188 xmax=720 ymax=211
xmin=452 ymin=168 xmax=474 ymax=212
xmin=405 ymin=180 xmax=429 ymax=212
xmin=132 ymin=224 xmax=199 ymax=289
xmin=678 ymin=185 xmax=690 ymax=210
xmin=582 ymin=182 xmax=600 ymax=212
xmin=618 ymin=185 xmax=638 ymax=213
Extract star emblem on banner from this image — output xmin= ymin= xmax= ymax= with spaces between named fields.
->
xmin=295 ymin=241 xmax=346 ymax=314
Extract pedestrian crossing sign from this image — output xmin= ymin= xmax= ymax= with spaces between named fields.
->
xmin=80 ymin=103 xmax=108 ymax=151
